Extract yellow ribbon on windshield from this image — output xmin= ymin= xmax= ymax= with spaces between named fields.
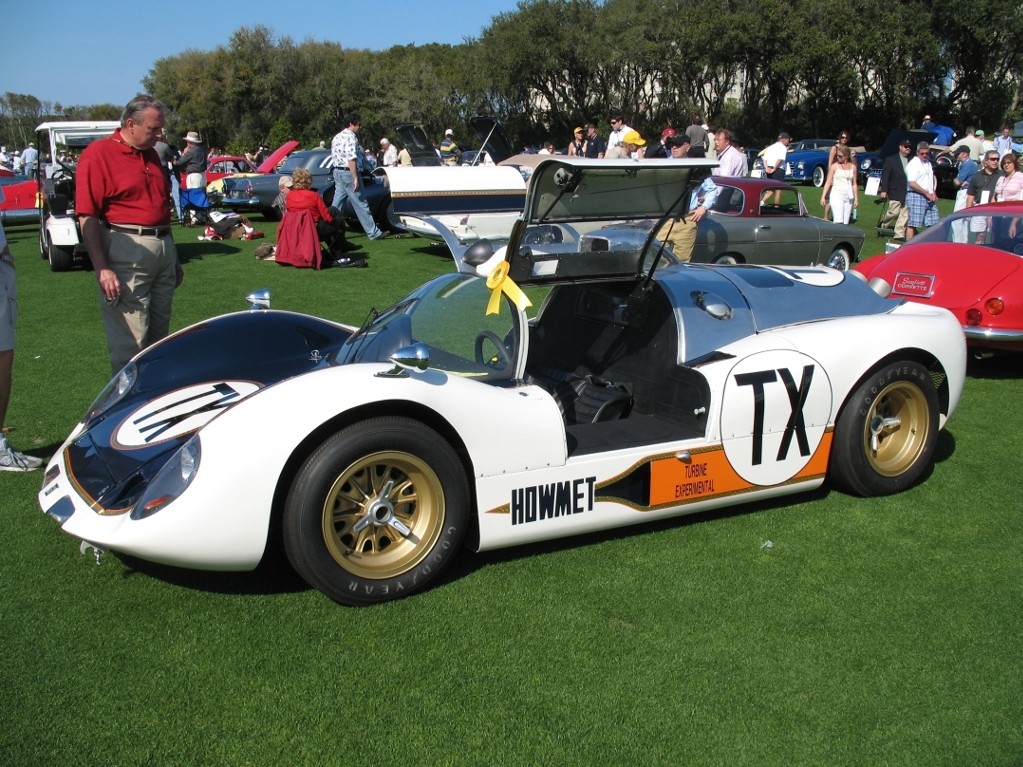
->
xmin=485 ymin=261 xmax=532 ymax=316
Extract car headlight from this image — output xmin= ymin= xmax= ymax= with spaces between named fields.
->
xmin=84 ymin=362 xmax=138 ymax=423
xmin=131 ymin=435 xmax=201 ymax=520
xmin=796 ymin=161 xmax=806 ymax=171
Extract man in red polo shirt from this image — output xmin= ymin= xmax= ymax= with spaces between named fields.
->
xmin=76 ymin=94 xmax=184 ymax=374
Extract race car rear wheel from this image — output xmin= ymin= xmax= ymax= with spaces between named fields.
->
xmin=830 ymin=361 xmax=939 ymax=496
xmin=283 ymin=417 xmax=469 ymax=605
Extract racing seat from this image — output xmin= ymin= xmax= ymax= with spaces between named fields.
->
xmin=530 ymin=366 xmax=633 ymax=425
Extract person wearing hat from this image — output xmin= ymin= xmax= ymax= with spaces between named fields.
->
xmin=439 ymin=129 xmax=461 ymax=165
xmin=567 ymin=127 xmax=587 ymax=157
xmin=960 ymin=126 xmax=984 ymax=161
xmin=174 ymin=130 xmax=208 ymax=190
xmin=605 ymin=129 xmax=645 ymax=159
xmin=976 ymin=129 xmax=995 ymax=154
xmin=645 ymin=128 xmax=677 ymax=159
xmin=878 ymin=138 xmax=913 ymax=240
xmin=950 ymin=145 xmax=979 ymax=242
xmin=583 ymin=123 xmax=605 ymax=158
xmin=667 ymin=134 xmax=691 ymax=158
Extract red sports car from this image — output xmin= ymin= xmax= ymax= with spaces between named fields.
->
xmin=855 ymin=201 xmax=1023 ymax=352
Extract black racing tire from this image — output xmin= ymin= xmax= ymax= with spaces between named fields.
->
xmin=474 ymin=330 xmax=511 ymax=370
xmin=812 ymin=164 xmax=826 ymax=188
xmin=824 ymin=245 xmax=853 ymax=271
xmin=283 ymin=417 xmax=469 ymax=605
xmin=830 ymin=361 xmax=939 ymax=497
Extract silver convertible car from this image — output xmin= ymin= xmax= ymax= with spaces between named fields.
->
xmin=39 ymin=158 xmax=965 ymax=606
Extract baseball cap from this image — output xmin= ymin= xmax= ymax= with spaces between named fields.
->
xmin=622 ymin=130 xmax=646 ymax=146
xmin=661 ymin=127 xmax=677 ymax=139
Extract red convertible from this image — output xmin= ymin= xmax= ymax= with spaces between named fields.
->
xmin=205 ymin=141 xmax=299 ymax=194
xmin=855 ymin=201 xmax=1023 ymax=352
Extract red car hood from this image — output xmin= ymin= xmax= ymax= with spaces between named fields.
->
xmin=860 ymin=243 xmax=1021 ymax=309
xmin=258 ymin=140 xmax=300 ymax=173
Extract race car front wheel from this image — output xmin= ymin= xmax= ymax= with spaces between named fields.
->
xmin=830 ymin=361 xmax=939 ymax=496
xmin=284 ymin=417 xmax=469 ymax=606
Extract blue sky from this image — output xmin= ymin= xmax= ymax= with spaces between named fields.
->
xmin=3 ymin=0 xmax=524 ymax=107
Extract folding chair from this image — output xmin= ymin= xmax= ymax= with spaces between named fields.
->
xmin=179 ymin=187 xmax=213 ymax=227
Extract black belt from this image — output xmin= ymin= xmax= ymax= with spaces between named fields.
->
xmin=107 ymin=223 xmax=172 ymax=238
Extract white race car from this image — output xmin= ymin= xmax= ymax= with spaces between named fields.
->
xmin=39 ymin=158 xmax=967 ymax=606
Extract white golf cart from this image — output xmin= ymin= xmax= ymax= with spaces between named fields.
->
xmin=36 ymin=121 xmax=119 ymax=271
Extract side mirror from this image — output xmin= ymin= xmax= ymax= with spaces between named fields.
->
xmin=376 ymin=342 xmax=430 ymax=378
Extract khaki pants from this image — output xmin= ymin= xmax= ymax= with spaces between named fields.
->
xmin=99 ymin=229 xmax=179 ymax=374
xmin=879 ymin=200 xmax=909 ymax=239
xmin=655 ymin=217 xmax=698 ymax=262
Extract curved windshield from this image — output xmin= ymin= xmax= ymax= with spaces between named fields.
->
xmin=914 ymin=209 xmax=1023 ymax=254
xmin=338 ymin=274 xmax=522 ymax=383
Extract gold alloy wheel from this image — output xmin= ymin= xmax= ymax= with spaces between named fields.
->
xmin=862 ymin=380 xmax=931 ymax=477
xmin=320 ymin=450 xmax=446 ymax=579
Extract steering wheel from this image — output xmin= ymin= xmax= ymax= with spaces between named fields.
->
xmin=474 ymin=331 xmax=512 ymax=371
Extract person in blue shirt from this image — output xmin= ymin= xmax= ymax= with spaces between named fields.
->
xmin=654 ymin=175 xmax=720 ymax=262
xmin=951 ymin=145 xmax=979 ymax=243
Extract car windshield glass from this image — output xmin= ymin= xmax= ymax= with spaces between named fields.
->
xmin=339 ymin=274 xmax=520 ymax=382
xmin=913 ymin=211 xmax=1023 ymax=254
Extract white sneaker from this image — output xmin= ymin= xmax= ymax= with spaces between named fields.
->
xmin=0 ymin=438 xmax=44 ymax=472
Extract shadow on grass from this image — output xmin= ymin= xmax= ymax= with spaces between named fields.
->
xmin=113 ymin=442 xmax=962 ymax=603
xmin=440 ymin=486 xmax=834 ymax=587
xmin=117 ymin=548 xmax=311 ymax=597
xmin=111 ymin=488 xmax=831 ymax=602
xmin=176 ymin=240 xmax=242 ymax=263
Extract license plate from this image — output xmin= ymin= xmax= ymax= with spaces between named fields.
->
xmin=892 ymin=272 xmax=935 ymax=298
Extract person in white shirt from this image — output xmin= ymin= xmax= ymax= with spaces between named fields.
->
xmin=379 ymin=138 xmax=399 ymax=167
xmin=606 ymin=115 xmax=633 ymax=154
xmin=711 ymin=129 xmax=746 ymax=177
xmin=761 ymin=131 xmax=791 ymax=203
xmin=905 ymin=141 xmax=938 ymax=239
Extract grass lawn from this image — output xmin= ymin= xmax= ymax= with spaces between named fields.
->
xmin=1 ymin=191 xmax=1021 ymax=767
